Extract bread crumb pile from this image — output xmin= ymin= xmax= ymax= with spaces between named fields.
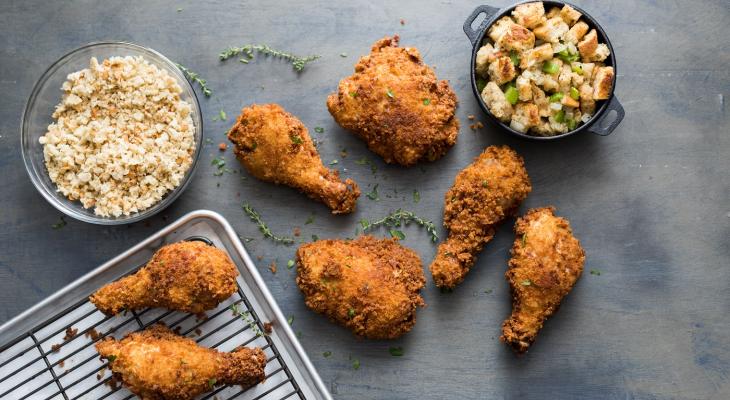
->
xmin=39 ymin=56 xmax=196 ymax=217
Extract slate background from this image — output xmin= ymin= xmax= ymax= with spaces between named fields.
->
xmin=0 ymin=0 xmax=728 ymax=399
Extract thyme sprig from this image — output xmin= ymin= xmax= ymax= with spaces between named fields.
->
xmin=175 ymin=63 xmax=212 ymax=97
xmin=219 ymin=44 xmax=321 ymax=72
xmin=359 ymin=209 xmax=439 ymax=242
xmin=230 ymin=304 xmax=264 ymax=337
xmin=242 ymin=203 xmax=294 ymax=244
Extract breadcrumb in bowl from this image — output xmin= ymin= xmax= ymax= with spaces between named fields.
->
xmin=21 ymin=42 xmax=203 ymax=224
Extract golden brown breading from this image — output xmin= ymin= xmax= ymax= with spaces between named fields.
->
xmin=296 ymin=235 xmax=425 ymax=339
xmin=326 ymin=35 xmax=459 ymax=166
xmin=228 ymin=104 xmax=360 ymax=214
xmin=90 ymin=241 xmax=238 ymax=315
xmin=429 ymin=145 xmax=531 ymax=288
xmin=501 ymin=207 xmax=585 ymax=354
xmin=96 ymin=324 xmax=266 ymax=400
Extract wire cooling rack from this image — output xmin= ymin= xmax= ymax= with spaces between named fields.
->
xmin=0 ymin=210 xmax=331 ymax=400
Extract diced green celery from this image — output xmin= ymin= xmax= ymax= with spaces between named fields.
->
xmin=476 ymin=78 xmax=487 ymax=93
xmin=542 ymin=60 xmax=559 ymax=74
xmin=570 ymin=87 xmax=580 ymax=100
xmin=567 ymin=118 xmax=577 ymax=130
xmin=571 ymin=64 xmax=583 ymax=74
xmin=549 ymin=92 xmax=564 ymax=102
xmin=509 ymin=51 xmax=520 ymax=66
xmin=555 ymin=109 xmax=565 ymax=123
xmin=504 ymin=86 xmax=519 ymax=105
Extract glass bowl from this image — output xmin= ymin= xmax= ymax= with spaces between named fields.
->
xmin=21 ymin=42 xmax=203 ymax=225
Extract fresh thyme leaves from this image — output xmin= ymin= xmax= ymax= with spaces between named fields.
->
xmin=348 ymin=308 xmax=355 ymax=318
xmin=242 ymin=203 xmax=294 ymax=244
xmin=305 ymin=214 xmax=315 ymax=225
xmin=211 ymin=156 xmax=231 ymax=176
xmin=329 ymin=159 xmax=338 ymax=165
xmin=311 ymin=234 xmax=319 ymax=241
xmin=359 ymin=209 xmax=439 ymax=242
xmin=521 ymin=279 xmax=532 ymax=286
xmin=355 ymin=156 xmax=377 ymax=175
xmin=208 ymin=378 xmax=217 ymax=388
xmin=484 ymin=288 xmax=493 ymax=294
xmin=230 ymin=304 xmax=264 ymax=336
xmin=106 ymin=355 xmax=117 ymax=362
xmin=482 ymin=180 xmax=489 ymax=188
xmin=287 ymin=315 xmax=294 ymax=325
xmin=287 ymin=260 xmax=295 ymax=269
xmin=176 ymin=63 xmax=212 ymax=97
xmin=386 ymin=88 xmax=395 ymax=98
xmin=388 ymin=347 xmax=404 ymax=357
xmin=351 ymin=356 xmax=360 ymax=370
xmin=52 ymin=216 xmax=67 ymax=229
xmin=217 ymin=110 xmax=227 ymax=121
xmin=340 ymin=53 xmax=348 ymax=57
xmin=219 ymin=44 xmax=321 ymax=72
xmin=389 ymin=229 xmax=405 ymax=240
xmin=366 ymin=184 xmax=380 ymax=201
xmin=323 ymin=351 xmax=332 ymax=358
xmin=314 ymin=126 xmax=325 ymax=133
xmin=423 ymin=98 xmax=431 ymax=105
xmin=349 ymin=91 xmax=358 ymax=98
xmin=413 ymin=190 xmax=420 ymax=203
xmin=590 ymin=269 xmax=602 ymax=276
xmin=290 ymin=134 xmax=303 ymax=145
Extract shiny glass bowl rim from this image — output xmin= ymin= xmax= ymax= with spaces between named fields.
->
xmin=20 ymin=41 xmax=204 ymax=225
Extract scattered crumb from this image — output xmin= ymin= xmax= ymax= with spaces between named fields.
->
xmin=293 ymin=227 xmax=301 ymax=237
xmin=467 ymin=114 xmax=475 ymax=120
xmin=51 ymin=344 xmax=61 ymax=353
xmin=85 ymin=328 xmax=101 ymax=341
xmin=218 ymin=142 xmax=227 ymax=151
xmin=400 ymin=18 xmax=406 ymax=25
xmin=469 ymin=121 xmax=484 ymax=131
xmin=194 ymin=328 xmax=202 ymax=336
xmin=58 ymin=360 xmax=65 ymax=368
xmin=195 ymin=313 xmax=208 ymax=322
xmin=174 ymin=326 xmax=182 ymax=334
xmin=263 ymin=322 xmax=273 ymax=334
xmin=106 ymin=375 xmax=120 ymax=390
xmin=476 ymin=121 xmax=484 ymax=129
xmin=97 ymin=369 xmax=106 ymax=380
xmin=64 ymin=327 xmax=78 ymax=341
xmin=257 ymin=255 xmax=263 ymax=261
xmin=269 ymin=261 xmax=277 ymax=274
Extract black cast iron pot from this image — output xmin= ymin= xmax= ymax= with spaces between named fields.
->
xmin=464 ymin=1 xmax=624 ymax=139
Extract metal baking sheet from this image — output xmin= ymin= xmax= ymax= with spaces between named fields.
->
xmin=0 ymin=209 xmax=331 ymax=400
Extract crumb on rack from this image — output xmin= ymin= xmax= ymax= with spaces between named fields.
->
xmin=263 ymin=322 xmax=273 ymax=334
xmin=64 ymin=327 xmax=78 ymax=341
xmin=218 ymin=142 xmax=227 ymax=151
xmin=269 ymin=261 xmax=277 ymax=274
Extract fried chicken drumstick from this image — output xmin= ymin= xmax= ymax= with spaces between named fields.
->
xmin=96 ymin=324 xmax=266 ymax=400
xmin=90 ymin=241 xmax=238 ymax=315
xmin=429 ymin=145 xmax=531 ymax=288
xmin=228 ymin=104 xmax=360 ymax=214
xmin=327 ymin=35 xmax=459 ymax=166
xmin=296 ymin=236 xmax=425 ymax=339
xmin=501 ymin=207 xmax=585 ymax=354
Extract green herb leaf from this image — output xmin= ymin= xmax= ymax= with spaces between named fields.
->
xmin=287 ymin=316 xmax=294 ymax=325
xmin=314 ymin=127 xmax=324 ymax=133
xmin=423 ymin=98 xmax=431 ymax=105
xmin=352 ymin=358 xmax=360 ymax=370
xmin=484 ymin=289 xmax=493 ymax=294
xmin=349 ymin=91 xmax=358 ymax=98
xmin=340 ymin=53 xmax=348 ymax=57
xmin=323 ymin=351 xmax=332 ymax=357
xmin=366 ymin=184 xmax=380 ymax=201
xmin=388 ymin=347 xmax=404 ymax=357
xmin=176 ymin=63 xmax=212 ymax=97
xmin=413 ymin=190 xmax=420 ymax=203
xmin=52 ymin=216 xmax=67 ymax=230
xmin=290 ymin=134 xmax=303 ymax=145
xmin=219 ymin=110 xmax=227 ymax=120
xmin=389 ymin=229 xmax=405 ymax=240
xmin=311 ymin=234 xmax=319 ymax=241
xmin=242 ymin=203 xmax=295 ymax=244
xmin=208 ymin=378 xmax=217 ymax=388
xmin=359 ymin=209 xmax=439 ymax=242
xmin=230 ymin=304 xmax=265 ymax=336
xmin=287 ymin=260 xmax=295 ymax=269
xmin=106 ymin=355 xmax=117 ymax=362
xmin=348 ymin=308 xmax=356 ymax=318
xmin=482 ymin=180 xmax=489 ymax=188
xmin=590 ymin=269 xmax=601 ymax=276
xmin=329 ymin=159 xmax=338 ymax=165
xmin=386 ymin=88 xmax=395 ymax=98
xmin=305 ymin=214 xmax=315 ymax=225
xmin=521 ymin=279 xmax=532 ymax=286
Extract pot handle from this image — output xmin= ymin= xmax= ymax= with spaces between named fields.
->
xmin=588 ymin=96 xmax=625 ymax=136
xmin=463 ymin=5 xmax=501 ymax=46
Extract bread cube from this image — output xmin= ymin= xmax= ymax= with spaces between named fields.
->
xmin=560 ymin=5 xmax=582 ymax=26
xmin=512 ymin=2 xmax=546 ymax=29
xmin=534 ymin=17 xmax=570 ymax=43
xmin=564 ymin=21 xmax=589 ymax=44
xmin=481 ymin=82 xmax=514 ymax=122
xmin=592 ymin=66 xmax=614 ymax=100
xmin=488 ymin=56 xmax=517 ymax=84
xmin=497 ymin=23 xmax=536 ymax=52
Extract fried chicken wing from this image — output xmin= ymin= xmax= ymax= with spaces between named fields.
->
xmin=326 ymin=35 xmax=459 ymax=166
xmin=96 ymin=324 xmax=266 ymax=400
xmin=296 ymin=235 xmax=425 ymax=339
xmin=90 ymin=241 xmax=238 ymax=315
xmin=429 ymin=145 xmax=531 ymax=288
xmin=501 ymin=207 xmax=585 ymax=353
xmin=227 ymin=104 xmax=360 ymax=214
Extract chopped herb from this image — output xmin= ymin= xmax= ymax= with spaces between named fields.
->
xmin=476 ymin=77 xmax=487 ymax=93
xmin=521 ymin=233 xmax=527 ymax=247
xmin=386 ymin=88 xmax=395 ymax=98
xmin=349 ymin=91 xmax=358 ymax=98
xmin=106 ymin=355 xmax=117 ymax=362
xmin=590 ymin=269 xmax=601 ymax=276
xmin=211 ymin=157 xmax=226 ymax=168
xmin=305 ymin=214 xmax=315 ymax=225
xmin=314 ymin=126 xmax=325 ymax=133
xmin=52 ymin=216 xmax=67 ymax=229
xmin=509 ymin=50 xmax=520 ymax=66
xmin=230 ymin=304 xmax=264 ymax=337
xmin=242 ymin=237 xmax=255 ymax=243
xmin=323 ymin=351 xmax=332 ymax=358
xmin=413 ymin=190 xmax=420 ymax=203
xmin=360 ymin=209 xmax=439 ymax=242
xmin=348 ymin=308 xmax=355 ymax=318
xmin=219 ymin=110 xmax=227 ymax=120
xmin=290 ymin=134 xmax=303 ymax=145
xmin=340 ymin=53 xmax=348 ymax=57
xmin=311 ymin=234 xmax=319 ymax=241
xmin=242 ymin=203 xmax=295 ymax=244
xmin=352 ymin=357 xmax=360 ymax=370
xmin=176 ymin=63 xmax=212 ymax=97
xmin=219 ymin=44 xmax=321 ymax=72
xmin=287 ymin=316 xmax=294 ymax=325
xmin=329 ymin=159 xmax=338 ymax=165
xmin=423 ymin=98 xmax=431 ymax=105
xmin=355 ymin=156 xmax=377 ymax=175
xmin=521 ymin=279 xmax=532 ymax=286
xmin=287 ymin=260 xmax=295 ymax=269
xmin=208 ymin=378 xmax=217 ymax=388
xmin=484 ymin=289 xmax=493 ymax=294
xmin=389 ymin=229 xmax=405 ymax=240
xmin=177 ymin=8 xmax=182 ymax=12
xmin=388 ymin=347 xmax=404 ymax=357
xmin=366 ymin=184 xmax=380 ymax=201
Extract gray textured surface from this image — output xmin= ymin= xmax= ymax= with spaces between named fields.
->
xmin=0 ymin=0 xmax=728 ymax=399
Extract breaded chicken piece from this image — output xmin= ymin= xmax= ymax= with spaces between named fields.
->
xmin=96 ymin=324 xmax=266 ymax=400
xmin=501 ymin=207 xmax=585 ymax=354
xmin=90 ymin=241 xmax=238 ymax=315
xmin=429 ymin=146 xmax=531 ymax=288
xmin=327 ymin=35 xmax=459 ymax=166
xmin=296 ymin=236 xmax=425 ymax=339
xmin=228 ymin=104 xmax=359 ymax=214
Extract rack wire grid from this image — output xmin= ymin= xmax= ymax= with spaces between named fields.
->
xmin=0 ymin=238 xmax=305 ymax=400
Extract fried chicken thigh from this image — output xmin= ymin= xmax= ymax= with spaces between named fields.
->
xmin=96 ymin=324 xmax=266 ymax=400
xmin=228 ymin=104 xmax=360 ymax=214
xmin=90 ymin=241 xmax=238 ymax=315
xmin=501 ymin=207 xmax=585 ymax=353
xmin=327 ymin=35 xmax=459 ymax=166
xmin=429 ymin=145 xmax=531 ymax=288
xmin=296 ymin=236 xmax=425 ymax=339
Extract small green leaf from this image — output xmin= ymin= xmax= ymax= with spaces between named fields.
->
xmin=521 ymin=279 xmax=532 ymax=286
xmin=287 ymin=260 xmax=295 ymax=269
xmin=311 ymin=234 xmax=319 ymax=241
xmin=349 ymin=91 xmax=358 ymax=98
xmin=287 ymin=316 xmax=294 ymax=325
xmin=305 ymin=214 xmax=315 ymax=225
xmin=323 ymin=351 xmax=332 ymax=357
xmin=389 ymin=229 xmax=405 ymax=240
xmin=388 ymin=347 xmax=404 ymax=357
xmin=340 ymin=53 xmax=348 ymax=57
xmin=386 ymin=88 xmax=394 ymax=98
xmin=314 ymin=127 xmax=325 ymax=133
xmin=348 ymin=308 xmax=356 ymax=318
xmin=329 ymin=159 xmax=338 ymax=165
xmin=484 ymin=289 xmax=493 ymax=294
xmin=413 ymin=190 xmax=420 ymax=203
xmin=482 ymin=180 xmax=489 ymax=188
xmin=352 ymin=358 xmax=360 ymax=370
xmin=208 ymin=378 xmax=217 ymax=388
xmin=590 ymin=269 xmax=602 ymax=276
xmin=106 ymin=355 xmax=117 ymax=362
xmin=219 ymin=110 xmax=227 ymax=120
xmin=52 ymin=216 xmax=67 ymax=230
xmin=290 ymin=135 xmax=303 ymax=145
xmin=366 ymin=184 xmax=380 ymax=201
xmin=423 ymin=98 xmax=431 ymax=105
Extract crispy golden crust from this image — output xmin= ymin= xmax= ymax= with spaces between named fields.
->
xmin=429 ymin=145 xmax=531 ymax=288
xmin=90 ymin=241 xmax=238 ymax=315
xmin=295 ymin=235 xmax=425 ymax=339
xmin=326 ymin=35 xmax=459 ymax=166
xmin=96 ymin=324 xmax=266 ymax=400
xmin=227 ymin=103 xmax=360 ymax=214
xmin=501 ymin=207 xmax=585 ymax=354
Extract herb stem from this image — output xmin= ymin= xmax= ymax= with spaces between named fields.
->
xmin=242 ymin=203 xmax=295 ymax=244
xmin=175 ymin=63 xmax=212 ymax=97
xmin=219 ymin=44 xmax=321 ymax=72
xmin=360 ymin=209 xmax=438 ymax=242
